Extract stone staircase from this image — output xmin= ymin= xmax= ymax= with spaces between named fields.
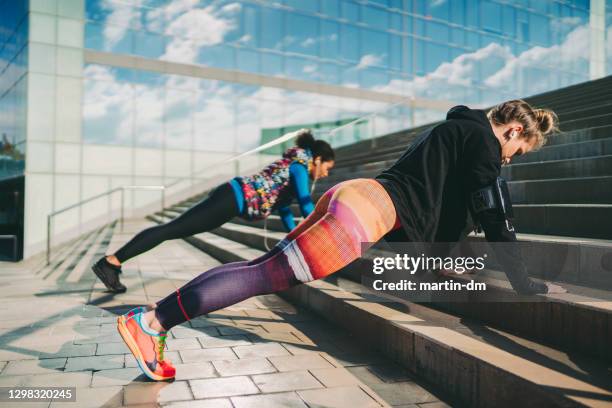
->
xmin=147 ymin=77 xmax=612 ymax=407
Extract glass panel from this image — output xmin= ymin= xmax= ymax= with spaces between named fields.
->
xmin=237 ymin=48 xmax=260 ymax=73
xmin=362 ymin=5 xmax=389 ymax=30
xmin=85 ymin=22 xmax=134 ymax=54
xmin=134 ymin=83 xmax=163 ymax=148
xmin=482 ymin=1 xmax=502 ymax=33
xmin=284 ymin=0 xmax=319 ymax=13
xmin=197 ymin=44 xmax=235 ymax=69
xmin=341 ymin=1 xmax=359 ymax=21
xmin=360 ymin=28 xmax=389 ymax=69
xmin=285 ymin=13 xmax=319 ymax=57
xmin=260 ymin=52 xmax=283 ymax=77
xmin=194 ymin=97 xmax=235 ymax=152
xmin=360 ymin=67 xmax=389 ymax=89
xmin=340 ymin=24 xmax=359 ymax=62
xmin=260 ymin=8 xmax=282 ymax=50
xmin=82 ymin=71 xmax=134 ymax=146
xmin=240 ymin=4 xmax=258 ymax=47
xmin=321 ymin=20 xmax=339 ymax=59
xmin=429 ymin=0 xmax=450 ymax=21
xmin=133 ymin=30 xmax=165 ymax=59
xmin=321 ymin=1 xmax=339 ymax=18
xmin=319 ymin=63 xmax=340 ymax=84
xmin=165 ymin=88 xmax=194 ymax=150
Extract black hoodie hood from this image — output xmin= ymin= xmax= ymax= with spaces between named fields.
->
xmin=446 ymin=105 xmax=489 ymax=125
xmin=446 ymin=105 xmax=501 ymax=151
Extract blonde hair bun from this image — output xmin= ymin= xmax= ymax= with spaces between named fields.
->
xmin=533 ymin=109 xmax=557 ymax=135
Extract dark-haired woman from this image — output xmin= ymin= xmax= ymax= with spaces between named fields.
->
xmin=92 ymin=129 xmax=335 ymax=293
xmin=115 ymin=100 xmax=566 ymax=381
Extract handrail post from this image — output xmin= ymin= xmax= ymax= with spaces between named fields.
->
xmin=46 ymin=215 xmax=51 ymax=265
xmin=120 ymin=187 xmax=125 ymax=232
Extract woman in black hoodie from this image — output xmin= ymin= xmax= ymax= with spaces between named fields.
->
xmin=117 ymin=99 xmax=564 ymax=382
xmin=376 ymin=100 xmax=565 ymax=294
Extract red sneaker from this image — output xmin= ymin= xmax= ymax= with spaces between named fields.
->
xmin=117 ymin=311 xmax=175 ymax=381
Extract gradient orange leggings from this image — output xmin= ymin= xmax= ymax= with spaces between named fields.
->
xmin=279 ymin=178 xmax=399 ymax=280
xmin=155 ymin=178 xmax=399 ymax=330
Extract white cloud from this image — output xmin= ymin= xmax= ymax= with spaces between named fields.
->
xmin=484 ymin=24 xmax=589 ymax=88
xmin=220 ymin=3 xmax=242 ymax=14
xmin=430 ymin=0 xmax=446 ymax=7
xmin=101 ymin=0 xmax=143 ymax=50
xmin=162 ymin=5 xmax=236 ymax=63
xmin=303 ymin=64 xmax=317 ymax=74
xmin=301 ymin=38 xmax=316 ymax=47
xmin=368 ymin=23 xmax=591 ymax=108
xmin=356 ymin=54 xmax=384 ymax=70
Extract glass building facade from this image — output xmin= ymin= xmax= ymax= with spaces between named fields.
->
xmin=1 ymin=0 xmax=611 ymax=260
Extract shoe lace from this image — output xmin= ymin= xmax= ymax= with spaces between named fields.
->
xmin=157 ymin=332 xmax=168 ymax=361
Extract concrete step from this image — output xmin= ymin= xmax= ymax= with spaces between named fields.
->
xmin=556 ymin=103 xmax=612 ymax=123
xmin=156 ymin=203 xmax=612 ymax=291
xmin=545 ymin=125 xmax=612 ymax=146
xmin=155 ymin=209 xmax=303 ymax=235
xmin=559 ymin=113 xmax=612 ymax=132
xmin=231 ymin=215 xmax=297 ymax=233
xmin=216 ymin=221 xmax=612 ymax=291
xmin=334 ymin=120 xmax=611 ymax=167
xmin=323 ymin=152 xmax=612 ymax=191
xmin=153 ymin=219 xmax=612 ymax=407
xmin=511 ymin=137 xmax=612 ymax=164
xmin=335 ymin=133 xmax=612 ymax=170
xmin=513 ymin=204 xmax=612 ymax=239
xmin=534 ymin=93 xmax=612 ymax=115
xmin=289 ymin=278 xmax=612 ymax=408
xmin=526 ymin=78 xmax=612 ymax=106
xmin=274 ymin=201 xmax=612 ymax=240
xmin=508 ymin=176 xmax=612 ymax=204
xmin=534 ymin=92 xmax=612 ymax=113
xmin=501 ymin=155 xmax=612 ymax=181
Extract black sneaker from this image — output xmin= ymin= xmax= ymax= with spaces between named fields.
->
xmin=92 ymin=257 xmax=127 ymax=293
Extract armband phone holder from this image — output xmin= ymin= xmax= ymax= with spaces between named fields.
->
xmin=470 ymin=177 xmax=514 ymax=219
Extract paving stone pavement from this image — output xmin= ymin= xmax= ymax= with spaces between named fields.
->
xmin=0 ymin=219 xmax=452 ymax=408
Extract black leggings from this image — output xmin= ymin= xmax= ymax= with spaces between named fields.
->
xmin=114 ymin=183 xmax=240 ymax=263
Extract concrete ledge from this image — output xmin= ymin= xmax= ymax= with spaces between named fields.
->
xmin=281 ymin=280 xmax=611 ymax=408
xmin=204 ymin=221 xmax=612 ymax=362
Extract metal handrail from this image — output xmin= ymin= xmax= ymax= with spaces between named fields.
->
xmin=46 ymin=185 xmax=165 ymax=264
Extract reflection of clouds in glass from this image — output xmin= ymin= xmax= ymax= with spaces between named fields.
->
xmin=302 ymin=64 xmax=317 ymax=74
xmin=102 ymin=0 xmax=141 ymax=49
xmin=82 ymin=62 xmax=397 ymax=151
xmin=301 ymin=38 xmax=316 ymax=48
xmin=550 ymin=16 xmax=582 ymax=32
xmin=485 ymin=24 xmax=589 ymax=89
xmin=370 ymin=24 xmax=590 ymax=105
xmin=356 ymin=54 xmax=384 ymax=70
xmin=163 ymin=5 xmax=237 ymax=63
xmin=97 ymin=0 xmax=239 ymax=64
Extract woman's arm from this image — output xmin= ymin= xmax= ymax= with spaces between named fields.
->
xmin=289 ymin=162 xmax=315 ymax=217
xmin=465 ymin=137 xmax=548 ymax=295
xmin=278 ymin=206 xmax=296 ymax=231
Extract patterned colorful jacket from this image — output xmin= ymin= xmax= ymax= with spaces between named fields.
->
xmin=235 ymin=147 xmax=313 ymax=220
